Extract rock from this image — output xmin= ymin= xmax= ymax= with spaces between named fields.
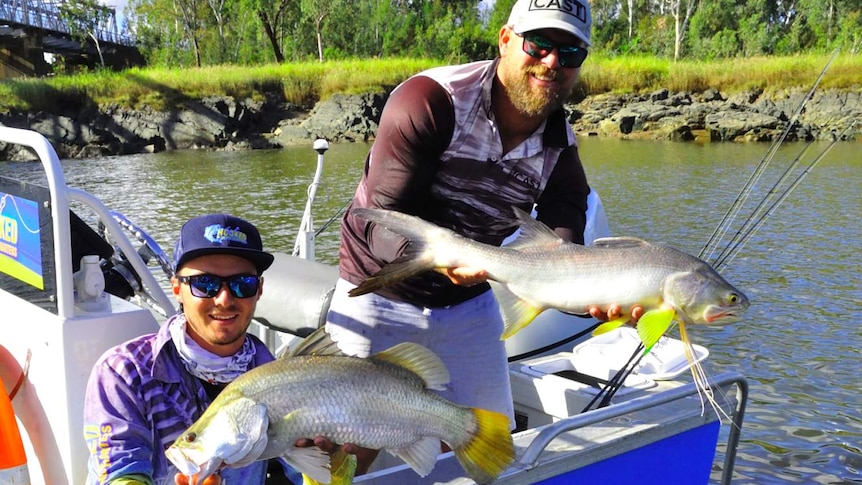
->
xmin=702 ymin=89 xmax=725 ymax=102
xmin=0 ymin=86 xmax=858 ymax=159
xmin=704 ymin=111 xmax=782 ymax=141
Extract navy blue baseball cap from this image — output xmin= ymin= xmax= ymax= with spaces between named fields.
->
xmin=173 ymin=214 xmax=275 ymax=273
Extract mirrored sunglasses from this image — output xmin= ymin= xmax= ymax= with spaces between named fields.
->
xmin=177 ymin=274 xmax=261 ymax=299
xmin=521 ymin=33 xmax=589 ymax=68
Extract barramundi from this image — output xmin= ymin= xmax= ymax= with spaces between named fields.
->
xmin=349 ymin=207 xmax=750 ymax=352
xmin=165 ymin=328 xmax=515 ymax=485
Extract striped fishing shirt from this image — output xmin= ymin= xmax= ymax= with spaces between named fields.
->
xmin=338 ymin=58 xmax=590 ymax=307
xmin=83 ymin=313 xmax=274 ymax=485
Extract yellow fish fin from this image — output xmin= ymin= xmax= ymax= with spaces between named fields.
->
xmin=301 ymin=448 xmax=357 ymax=485
xmin=592 ymin=316 xmax=629 ymax=336
xmin=285 ymin=327 xmax=345 ymax=359
xmin=490 ymin=281 xmax=544 ymax=340
xmin=453 ymin=408 xmax=516 ymax=484
xmin=373 ymin=342 xmax=450 ymax=391
xmin=636 ymin=308 xmax=676 ymax=353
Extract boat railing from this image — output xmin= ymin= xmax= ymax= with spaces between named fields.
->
xmin=514 ymin=370 xmax=747 ymax=485
xmin=0 ymin=126 xmax=175 ymax=317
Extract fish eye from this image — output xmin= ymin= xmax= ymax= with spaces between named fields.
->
xmin=729 ymin=294 xmax=738 ymax=303
xmin=184 ymin=432 xmax=197 ymax=443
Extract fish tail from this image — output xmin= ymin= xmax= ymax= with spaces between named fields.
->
xmin=453 ymin=408 xmax=515 ymax=485
xmin=301 ymin=447 xmax=357 ymax=485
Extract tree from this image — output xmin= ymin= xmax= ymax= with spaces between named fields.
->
xmin=252 ymin=0 xmax=299 ymax=63
xmin=173 ymin=0 xmax=205 ymax=66
xmin=666 ymin=0 xmax=698 ymax=60
xmin=301 ymin=0 xmax=345 ymax=62
xmin=58 ymin=0 xmax=117 ymax=67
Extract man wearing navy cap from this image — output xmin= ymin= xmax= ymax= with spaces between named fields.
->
xmin=83 ymin=214 xmax=292 ymax=485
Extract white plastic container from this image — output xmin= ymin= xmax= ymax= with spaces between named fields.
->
xmin=571 ymin=327 xmax=709 ymax=381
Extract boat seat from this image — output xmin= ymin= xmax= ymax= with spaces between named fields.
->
xmin=254 ymin=252 xmax=339 ymax=337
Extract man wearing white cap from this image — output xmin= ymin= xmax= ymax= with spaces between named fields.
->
xmin=325 ymin=0 xmax=638 ymax=473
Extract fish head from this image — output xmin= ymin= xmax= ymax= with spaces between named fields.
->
xmin=663 ymin=266 xmax=750 ymax=326
xmin=166 ymin=393 xmax=270 ymax=484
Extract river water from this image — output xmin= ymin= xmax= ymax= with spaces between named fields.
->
xmin=2 ymin=137 xmax=860 ymax=483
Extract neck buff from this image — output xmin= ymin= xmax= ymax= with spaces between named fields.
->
xmin=168 ymin=314 xmax=256 ymax=384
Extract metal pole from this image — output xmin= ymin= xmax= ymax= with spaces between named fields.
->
xmin=294 ymin=139 xmax=329 ymax=260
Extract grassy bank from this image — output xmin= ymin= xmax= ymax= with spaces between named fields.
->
xmin=1 ymin=53 xmax=859 ymax=113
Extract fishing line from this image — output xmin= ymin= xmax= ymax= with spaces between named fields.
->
xmin=710 ymin=141 xmax=814 ymax=268
xmin=314 ymin=197 xmax=352 ymax=237
xmin=699 ymin=49 xmax=840 ymax=264
xmin=712 ymin=125 xmax=852 ymax=270
xmin=508 ymin=320 xmax=602 ymax=362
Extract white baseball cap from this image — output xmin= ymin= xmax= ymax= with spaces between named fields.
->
xmin=507 ymin=0 xmax=592 ymax=46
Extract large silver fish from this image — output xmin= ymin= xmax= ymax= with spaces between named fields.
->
xmin=165 ymin=329 xmax=515 ymax=485
xmin=349 ymin=207 xmax=750 ymax=347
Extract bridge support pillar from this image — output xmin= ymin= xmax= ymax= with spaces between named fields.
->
xmin=0 ymin=35 xmax=51 ymax=78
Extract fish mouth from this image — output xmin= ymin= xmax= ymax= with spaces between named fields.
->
xmin=703 ymin=308 xmax=745 ymax=325
xmin=166 ymin=446 xmax=221 ymax=483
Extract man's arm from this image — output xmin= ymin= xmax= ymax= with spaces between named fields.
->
xmin=350 ymin=75 xmax=456 ymax=264
xmin=84 ymin=358 xmax=157 ymax=484
xmin=535 ymin=145 xmax=589 ymax=245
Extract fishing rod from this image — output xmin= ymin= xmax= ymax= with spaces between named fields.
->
xmin=581 ymin=342 xmax=645 ymax=413
xmin=707 ymin=141 xmax=817 ymax=267
xmin=596 ymin=52 xmax=848 ymax=416
xmin=315 ymin=197 xmax=352 ymax=237
xmin=712 ymin=123 xmax=854 ymax=271
xmin=699 ymin=49 xmax=841 ymax=264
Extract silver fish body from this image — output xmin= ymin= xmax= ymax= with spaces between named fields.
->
xmin=349 ymin=207 xmax=750 ymax=338
xmin=166 ymin=336 xmax=514 ymax=484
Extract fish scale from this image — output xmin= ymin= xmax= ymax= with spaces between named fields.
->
xmin=255 ymin=356 xmax=474 ymax=450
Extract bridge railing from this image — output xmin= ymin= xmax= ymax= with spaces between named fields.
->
xmin=0 ymin=0 xmax=135 ymax=46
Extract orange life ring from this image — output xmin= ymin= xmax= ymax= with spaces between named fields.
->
xmin=0 ymin=345 xmax=66 ymax=485
xmin=0 ymin=371 xmax=29 ymax=484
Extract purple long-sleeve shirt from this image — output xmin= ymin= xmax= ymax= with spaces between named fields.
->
xmin=83 ymin=313 xmax=274 ymax=484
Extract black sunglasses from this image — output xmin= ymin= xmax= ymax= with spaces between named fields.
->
xmin=521 ymin=32 xmax=589 ymax=68
xmin=177 ymin=274 xmax=261 ymax=299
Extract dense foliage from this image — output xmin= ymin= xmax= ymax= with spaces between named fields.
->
xmin=114 ymin=0 xmax=861 ymax=67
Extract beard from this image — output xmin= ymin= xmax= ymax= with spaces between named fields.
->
xmin=505 ymin=64 xmax=574 ymax=118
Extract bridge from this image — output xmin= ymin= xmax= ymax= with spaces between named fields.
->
xmin=0 ymin=0 xmax=143 ymax=77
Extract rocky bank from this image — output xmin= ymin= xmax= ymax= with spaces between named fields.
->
xmin=0 ymin=87 xmax=858 ymax=161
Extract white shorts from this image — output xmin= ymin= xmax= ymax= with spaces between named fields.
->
xmin=325 ymin=278 xmax=514 ymax=427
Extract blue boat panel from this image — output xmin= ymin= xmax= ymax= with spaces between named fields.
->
xmin=537 ymin=421 xmax=721 ymax=484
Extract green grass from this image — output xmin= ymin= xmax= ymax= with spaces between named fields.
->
xmin=1 ymin=54 xmax=859 ymax=113
xmin=580 ymin=52 xmax=861 ymax=95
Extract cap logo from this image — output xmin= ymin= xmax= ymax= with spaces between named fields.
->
xmin=204 ymin=224 xmax=248 ymax=246
xmin=528 ymin=0 xmax=588 ymax=23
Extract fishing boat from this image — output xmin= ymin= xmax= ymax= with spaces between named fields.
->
xmin=0 ymin=126 xmax=746 ymax=485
